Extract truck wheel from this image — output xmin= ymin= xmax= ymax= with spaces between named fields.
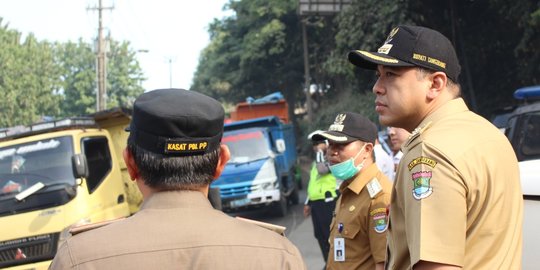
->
xmin=295 ymin=166 xmax=303 ymax=190
xmin=272 ymin=193 xmax=288 ymax=217
xmin=289 ymin=185 xmax=299 ymax=205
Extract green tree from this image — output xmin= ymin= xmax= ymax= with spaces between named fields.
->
xmin=106 ymin=40 xmax=146 ymax=109
xmin=55 ymin=39 xmax=145 ymax=117
xmin=54 ymin=39 xmax=96 ymax=117
xmin=328 ymin=0 xmax=540 ymax=116
xmin=1 ymin=17 xmax=146 ymax=126
xmin=192 ymin=0 xmax=304 ymax=110
xmin=0 ymin=19 xmax=62 ymax=127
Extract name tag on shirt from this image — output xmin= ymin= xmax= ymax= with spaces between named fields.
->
xmin=334 ymin=237 xmax=345 ymax=262
xmin=366 ymin=178 xmax=383 ymax=198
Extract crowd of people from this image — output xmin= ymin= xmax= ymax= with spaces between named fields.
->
xmin=50 ymin=25 xmax=523 ymax=270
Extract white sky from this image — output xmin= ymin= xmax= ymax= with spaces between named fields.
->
xmin=0 ymin=0 xmax=230 ymax=91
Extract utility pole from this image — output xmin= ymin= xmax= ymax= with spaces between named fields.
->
xmin=165 ymin=57 xmax=177 ymax=88
xmin=88 ymin=0 xmax=113 ymax=112
xmin=297 ymin=0 xmax=351 ymax=123
xmin=301 ymin=21 xmax=313 ymax=122
xmin=168 ymin=58 xmax=173 ymax=88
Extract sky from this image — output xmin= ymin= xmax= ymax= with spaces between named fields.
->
xmin=0 ymin=0 xmax=230 ymax=91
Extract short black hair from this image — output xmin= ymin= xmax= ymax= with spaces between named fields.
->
xmin=127 ymin=141 xmax=220 ymax=190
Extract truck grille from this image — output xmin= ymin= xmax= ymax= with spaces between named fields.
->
xmin=0 ymin=233 xmax=59 ymax=268
xmin=220 ymin=184 xmax=258 ymax=198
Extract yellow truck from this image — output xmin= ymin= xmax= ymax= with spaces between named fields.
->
xmin=0 ymin=108 xmax=142 ymax=269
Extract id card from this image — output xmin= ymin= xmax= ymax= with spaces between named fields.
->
xmin=334 ymin=237 xmax=345 ymax=262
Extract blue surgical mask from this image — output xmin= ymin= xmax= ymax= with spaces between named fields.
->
xmin=329 ymin=144 xmax=367 ymax=180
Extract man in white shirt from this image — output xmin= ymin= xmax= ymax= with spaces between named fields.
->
xmin=374 ymin=139 xmax=394 ymax=180
xmin=387 ymin=127 xmax=410 ymax=178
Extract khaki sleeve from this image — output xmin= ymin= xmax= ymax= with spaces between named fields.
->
xmin=404 ymin=144 xmax=466 ymax=267
xmin=49 ymin=242 xmax=74 ymax=270
xmin=368 ymin=191 xmax=391 ymax=263
xmin=287 ymin=244 xmax=308 ymax=270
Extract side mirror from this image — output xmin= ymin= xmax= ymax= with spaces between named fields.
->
xmin=71 ymin=154 xmax=89 ymax=179
xmin=275 ymin=139 xmax=286 ymax=153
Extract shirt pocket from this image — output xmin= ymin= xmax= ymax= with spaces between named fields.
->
xmin=340 ymin=221 xmax=361 ymax=240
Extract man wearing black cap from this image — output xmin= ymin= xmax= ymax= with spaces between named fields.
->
xmin=312 ymin=112 xmax=392 ymax=270
xmin=348 ymin=26 xmax=523 ymax=269
xmin=49 ymin=89 xmax=306 ymax=270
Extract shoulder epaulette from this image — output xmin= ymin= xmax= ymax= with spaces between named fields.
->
xmin=235 ymin=216 xmax=286 ymax=236
xmin=405 ymin=121 xmax=432 ymax=148
xmin=69 ymin=217 xmax=126 ymax=236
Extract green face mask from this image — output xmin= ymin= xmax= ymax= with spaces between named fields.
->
xmin=329 ymin=144 xmax=367 ymax=180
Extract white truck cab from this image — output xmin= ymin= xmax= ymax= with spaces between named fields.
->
xmin=502 ymin=85 xmax=540 ymax=269
xmin=504 ymin=86 xmax=540 ymax=198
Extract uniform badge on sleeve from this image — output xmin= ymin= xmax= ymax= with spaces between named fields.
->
xmin=370 ymin=208 xmax=388 ymax=233
xmin=411 ymin=171 xmax=433 ymax=200
xmin=408 ymin=156 xmax=437 ymax=171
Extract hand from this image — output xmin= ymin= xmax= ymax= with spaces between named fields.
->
xmin=303 ymin=205 xmax=311 ymax=218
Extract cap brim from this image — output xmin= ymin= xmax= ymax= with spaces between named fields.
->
xmin=348 ymin=50 xmax=415 ymax=69
xmin=311 ymin=131 xmax=356 ymax=144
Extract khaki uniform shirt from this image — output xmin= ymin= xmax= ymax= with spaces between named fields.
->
xmin=327 ymin=163 xmax=392 ymax=270
xmin=386 ymin=98 xmax=523 ymax=269
xmin=50 ymin=191 xmax=306 ymax=270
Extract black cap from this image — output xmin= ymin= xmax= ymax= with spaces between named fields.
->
xmin=348 ymin=25 xmax=461 ymax=82
xmin=307 ymin=130 xmax=328 ymax=145
xmin=311 ymin=112 xmax=377 ymax=144
xmin=126 ymin=88 xmax=224 ymax=155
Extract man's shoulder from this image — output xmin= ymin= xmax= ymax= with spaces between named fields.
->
xmin=228 ymin=216 xmax=295 ymax=246
xmin=410 ymin=111 xmax=508 ymax=155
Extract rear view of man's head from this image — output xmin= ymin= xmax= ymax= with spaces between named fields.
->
xmin=125 ymin=88 xmax=228 ymax=191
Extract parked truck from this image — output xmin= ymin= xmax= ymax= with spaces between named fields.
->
xmin=211 ymin=93 xmax=299 ymax=216
xmin=0 ymin=108 xmax=142 ymax=270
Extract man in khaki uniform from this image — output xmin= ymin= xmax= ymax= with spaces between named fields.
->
xmin=348 ymin=25 xmax=523 ymax=269
xmin=49 ymin=89 xmax=306 ymax=270
xmin=312 ymin=112 xmax=392 ymax=270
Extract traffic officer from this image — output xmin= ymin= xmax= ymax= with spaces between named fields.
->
xmin=304 ymin=131 xmax=338 ymax=264
xmin=312 ymin=112 xmax=392 ymax=270
xmin=348 ymin=25 xmax=523 ymax=269
xmin=49 ymin=89 xmax=306 ymax=270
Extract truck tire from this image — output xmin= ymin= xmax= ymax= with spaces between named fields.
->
xmin=272 ymin=193 xmax=288 ymax=217
xmin=289 ymin=184 xmax=299 ymax=205
xmin=288 ymin=168 xmax=300 ymax=205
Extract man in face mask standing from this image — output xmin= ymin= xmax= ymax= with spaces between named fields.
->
xmin=312 ymin=112 xmax=392 ymax=270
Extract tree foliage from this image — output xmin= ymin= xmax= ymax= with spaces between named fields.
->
xmin=329 ymin=0 xmax=540 ymax=115
xmin=193 ymin=0 xmax=539 ymax=142
xmin=0 ymin=20 xmax=62 ymax=127
xmin=0 ymin=18 xmax=145 ymax=127
xmin=192 ymin=0 xmax=304 ymax=110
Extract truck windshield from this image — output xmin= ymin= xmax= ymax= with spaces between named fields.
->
xmin=0 ymin=136 xmax=75 ymax=198
xmin=223 ymin=131 xmax=269 ymax=163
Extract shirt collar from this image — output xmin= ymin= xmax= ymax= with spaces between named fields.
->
xmin=340 ymin=163 xmax=379 ymax=194
xmin=141 ymin=190 xmax=212 ymax=210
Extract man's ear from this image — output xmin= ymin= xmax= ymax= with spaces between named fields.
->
xmin=123 ymin=148 xmax=139 ymax=181
xmin=426 ymin=71 xmax=447 ymax=100
xmin=213 ymin=144 xmax=230 ymax=180
xmin=364 ymin=142 xmax=374 ymax=158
